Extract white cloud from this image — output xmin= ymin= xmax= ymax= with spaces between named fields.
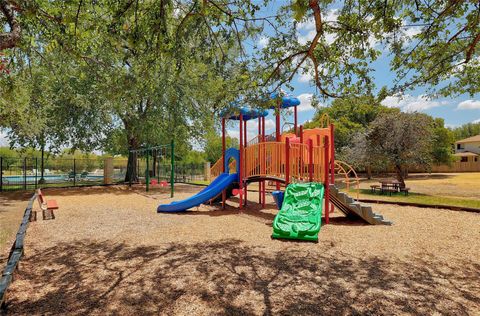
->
xmin=457 ymin=99 xmax=480 ymax=110
xmin=472 ymin=118 xmax=480 ymax=124
xmin=227 ymin=129 xmax=256 ymax=143
xmin=298 ymin=70 xmax=313 ymax=83
xmin=296 ymin=93 xmax=322 ymax=112
xmin=246 ymin=119 xmax=275 ymax=132
xmin=258 ymin=36 xmax=269 ymax=48
xmin=381 ymin=94 xmax=447 ymax=112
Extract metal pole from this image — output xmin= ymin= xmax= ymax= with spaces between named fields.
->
xmin=146 ymin=149 xmax=150 ymax=192
xmin=35 ymin=158 xmax=38 ymax=189
xmin=285 ymin=137 xmax=290 ymax=185
xmin=171 ymin=140 xmax=174 ymax=198
xmin=23 ymin=157 xmax=27 ymax=190
xmin=294 ymin=106 xmax=298 ymax=136
xmin=330 ymin=123 xmax=335 ymax=213
xmin=239 ymin=113 xmax=243 ymax=210
xmin=261 ymin=116 xmax=265 ymax=207
xmin=275 ymin=100 xmax=280 ymax=191
xmin=324 ymin=136 xmax=330 ymax=224
xmin=308 ymin=138 xmax=313 ymax=182
xmin=73 ymin=159 xmax=76 ymax=187
xmin=258 ymin=116 xmax=261 ymax=204
xmin=244 ymin=119 xmax=247 ymax=205
xmin=0 ymin=157 xmax=3 ymax=192
xmin=222 ymin=118 xmax=226 ymax=209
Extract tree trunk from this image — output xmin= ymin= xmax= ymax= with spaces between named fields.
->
xmin=125 ymin=135 xmax=139 ymax=183
xmin=38 ymin=145 xmax=46 ymax=184
xmin=394 ymin=164 xmax=405 ymax=187
xmin=366 ymin=165 xmax=372 ymax=180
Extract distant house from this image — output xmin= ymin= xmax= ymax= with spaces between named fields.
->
xmin=454 ymin=135 xmax=480 ymax=162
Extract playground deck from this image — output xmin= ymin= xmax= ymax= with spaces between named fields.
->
xmin=3 ymin=184 xmax=480 ymax=315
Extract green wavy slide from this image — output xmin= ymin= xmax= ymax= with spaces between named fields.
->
xmin=272 ymin=183 xmax=324 ymax=242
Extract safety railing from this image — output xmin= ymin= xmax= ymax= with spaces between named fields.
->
xmin=334 ymin=160 xmax=360 ymax=199
xmin=243 ymin=139 xmax=329 ymax=184
xmin=210 ymin=157 xmax=236 ymax=180
xmin=244 ymin=142 xmax=285 ymax=179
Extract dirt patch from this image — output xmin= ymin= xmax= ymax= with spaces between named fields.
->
xmin=4 ymin=184 xmax=480 ymax=315
xmin=0 ymin=191 xmax=33 ymax=268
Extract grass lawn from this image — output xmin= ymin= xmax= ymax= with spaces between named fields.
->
xmin=351 ymin=189 xmax=480 ymax=209
xmin=348 ymin=172 xmax=480 ymax=209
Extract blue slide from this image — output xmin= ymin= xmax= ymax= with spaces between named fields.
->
xmin=157 ymin=173 xmax=238 ymax=212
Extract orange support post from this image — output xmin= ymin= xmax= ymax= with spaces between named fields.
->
xmin=324 ymin=136 xmax=330 ymax=224
xmin=285 ymin=137 xmax=290 ymax=185
xmin=308 ymin=138 xmax=313 ymax=182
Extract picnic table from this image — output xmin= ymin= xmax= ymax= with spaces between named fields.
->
xmin=370 ymin=179 xmax=410 ymax=196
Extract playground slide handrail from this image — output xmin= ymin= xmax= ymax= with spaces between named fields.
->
xmin=334 ymin=160 xmax=360 ymax=199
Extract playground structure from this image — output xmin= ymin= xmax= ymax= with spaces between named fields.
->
xmin=158 ymin=93 xmax=391 ymax=240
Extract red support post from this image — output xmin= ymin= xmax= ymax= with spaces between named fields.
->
xmin=275 ymin=99 xmax=281 ymax=190
xmin=308 ymin=138 xmax=313 ymax=182
xmin=285 ymin=137 xmax=290 ymax=185
xmin=222 ymin=117 xmax=226 ymax=209
xmin=239 ymin=114 xmax=243 ymax=210
xmin=258 ymin=116 xmax=261 ymax=204
xmin=324 ymin=136 xmax=330 ymax=224
xmin=294 ymin=106 xmax=298 ymax=136
xmin=244 ymin=119 xmax=247 ymax=205
xmin=330 ymin=123 xmax=335 ymax=213
xmin=261 ymin=116 xmax=266 ymax=207
xmin=300 ymin=125 xmax=304 ymax=144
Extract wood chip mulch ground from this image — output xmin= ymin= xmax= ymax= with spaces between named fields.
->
xmin=3 ymin=184 xmax=480 ymax=315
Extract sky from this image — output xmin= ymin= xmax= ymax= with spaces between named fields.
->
xmin=225 ymin=1 xmax=480 ymax=142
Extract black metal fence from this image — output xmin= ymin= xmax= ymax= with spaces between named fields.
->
xmin=0 ymin=157 xmax=128 ymax=192
xmin=140 ymin=163 xmax=206 ymax=184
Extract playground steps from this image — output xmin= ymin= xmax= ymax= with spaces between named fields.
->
xmin=329 ymin=184 xmax=392 ymax=225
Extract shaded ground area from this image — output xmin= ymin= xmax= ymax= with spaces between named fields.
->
xmin=4 ymin=185 xmax=480 ymax=315
xmin=0 ymin=191 xmax=33 ymax=268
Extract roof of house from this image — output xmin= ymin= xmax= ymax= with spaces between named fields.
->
xmin=453 ymin=151 xmax=479 ymax=157
xmin=456 ymin=135 xmax=480 ymax=143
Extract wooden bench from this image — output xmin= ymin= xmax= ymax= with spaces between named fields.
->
xmin=37 ymin=189 xmax=58 ymax=220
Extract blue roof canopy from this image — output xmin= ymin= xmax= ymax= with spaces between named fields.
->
xmin=269 ymin=92 xmax=301 ymax=109
xmin=221 ymin=104 xmax=269 ymax=121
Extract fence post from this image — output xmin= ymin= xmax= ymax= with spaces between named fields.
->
xmin=35 ymin=158 xmax=38 ymax=189
xmin=23 ymin=157 xmax=27 ymax=190
xmin=73 ymin=159 xmax=76 ymax=187
xmin=0 ymin=157 xmax=3 ymax=192
xmin=146 ymin=149 xmax=150 ymax=192
xmin=170 ymin=140 xmax=174 ymax=198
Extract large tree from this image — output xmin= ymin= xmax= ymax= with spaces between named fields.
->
xmin=349 ymin=112 xmax=435 ymax=185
